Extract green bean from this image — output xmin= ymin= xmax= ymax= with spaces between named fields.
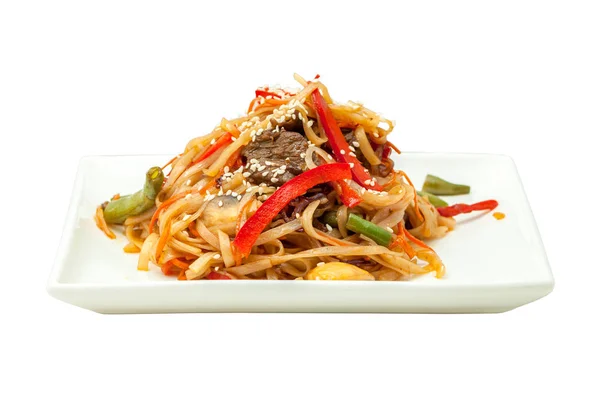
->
xmin=323 ymin=211 xmax=339 ymax=228
xmin=417 ymin=191 xmax=449 ymax=207
xmin=421 ymin=174 xmax=470 ymax=195
xmin=346 ymin=213 xmax=393 ymax=247
xmin=103 ymin=167 xmax=164 ymax=224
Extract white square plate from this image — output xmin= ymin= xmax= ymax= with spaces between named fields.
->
xmin=47 ymin=153 xmax=553 ymax=313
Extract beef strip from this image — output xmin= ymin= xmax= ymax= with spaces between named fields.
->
xmin=242 ymin=129 xmax=308 ymax=186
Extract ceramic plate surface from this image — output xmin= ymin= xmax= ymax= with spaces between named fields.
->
xmin=47 ymin=153 xmax=553 ymax=313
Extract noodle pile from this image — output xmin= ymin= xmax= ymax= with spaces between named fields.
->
xmin=98 ymin=74 xmax=455 ymax=280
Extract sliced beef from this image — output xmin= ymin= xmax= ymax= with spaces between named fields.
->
xmin=242 ymin=129 xmax=308 ymax=186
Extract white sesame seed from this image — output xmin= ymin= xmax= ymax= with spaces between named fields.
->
xmin=230 ymin=192 xmax=238 ymax=197
xmin=328 ymin=155 xmax=333 ymax=160
xmin=349 ymin=163 xmax=354 ymax=168
xmin=307 ymin=120 xmax=314 ymax=127
xmin=250 ymin=164 xmax=258 ymax=171
xmin=231 ymin=137 xmax=237 ymax=142
xmin=296 ymin=213 xmax=301 ymax=219
xmin=223 ymin=166 xmax=229 ymax=173
xmin=386 ymin=227 xmax=394 ymax=233
xmin=226 ymin=190 xmax=232 ymax=196
xmin=370 ymin=180 xmax=376 ymax=187
xmin=374 ymin=133 xmax=380 ymax=138
xmin=257 ymin=165 xmax=266 ymax=171
xmin=262 ymin=171 xmax=269 ymax=177
xmin=210 ymin=138 xmax=216 ymax=145
xmin=300 ymin=153 xmax=306 ymax=159
xmin=280 ymin=165 xmax=286 ymax=170
xmin=258 ymin=187 xmax=264 ymax=194
xmin=326 ymin=224 xmax=333 ymax=232
xmin=182 ymin=214 xmax=191 ymax=221
xmin=213 ymin=254 xmax=221 ymax=259
xmin=340 ymin=150 xmax=346 ymax=155
xmin=349 ymin=152 xmax=357 ymax=157
xmin=265 ymin=161 xmax=273 ymax=166
xmin=352 ymin=141 xmax=360 ymax=147
xmin=317 ymin=262 xmax=325 ymax=266
xmin=185 ymin=194 xmax=192 ymax=200
xmin=271 ymin=177 xmax=279 ymax=183
xmin=243 ymin=172 xmax=251 ymax=177
xmin=218 ymin=200 xmax=223 ymax=207
xmin=237 ymin=195 xmax=242 ymax=201
xmin=186 ymin=179 xmax=192 ymax=185
xmin=218 ymin=189 xmax=224 ymax=195
xmin=246 ymin=187 xmax=254 ymax=193
xmin=349 ymin=146 xmax=355 ymax=152
xmin=250 ymin=159 xmax=258 ymax=164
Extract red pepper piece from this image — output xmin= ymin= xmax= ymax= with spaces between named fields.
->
xmin=206 ymin=271 xmax=231 ymax=280
xmin=311 ymin=90 xmax=382 ymax=191
xmin=255 ymin=89 xmax=282 ymax=99
xmin=331 ymin=180 xmax=362 ymax=208
xmin=192 ymin=133 xmax=233 ymax=166
xmin=232 ymin=163 xmax=352 ymax=259
xmin=437 ymin=200 xmax=499 ymax=217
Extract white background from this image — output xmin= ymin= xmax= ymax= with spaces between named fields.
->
xmin=1 ymin=1 xmax=599 ymax=399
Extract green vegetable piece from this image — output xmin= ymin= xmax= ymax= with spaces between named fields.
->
xmin=421 ymin=174 xmax=470 ymax=195
xmin=323 ymin=211 xmax=339 ymax=228
xmin=346 ymin=213 xmax=393 ymax=247
xmin=103 ymin=166 xmax=164 ymax=224
xmin=417 ymin=191 xmax=449 ymax=207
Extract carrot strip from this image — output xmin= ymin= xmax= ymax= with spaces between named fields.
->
xmin=149 ymin=190 xmax=194 ymax=234
xmin=192 ymin=133 xmax=232 ymax=166
xmin=155 ymin=219 xmax=172 ymax=262
xmin=188 ymin=221 xmax=200 ymax=238
xmin=171 ymin=258 xmax=190 ymax=269
xmin=402 ymin=225 xmax=433 ymax=252
xmin=94 ymin=205 xmax=116 ymax=239
xmin=387 ymin=141 xmax=401 ymax=154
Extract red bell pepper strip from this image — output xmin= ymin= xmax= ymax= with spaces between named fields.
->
xmin=206 ymin=271 xmax=231 ymax=280
xmin=437 ymin=200 xmax=499 ymax=217
xmin=232 ymin=163 xmax=352 ymax=259
xmin=255 ymin=89 xmax=282 ymax=99
xmin=192 ymin=133 xmax=233 ymax=166
xmin=311 ymin=90 xmax=382 ymax=191
xmin=330 ymin=180 xmax=362 ymax=208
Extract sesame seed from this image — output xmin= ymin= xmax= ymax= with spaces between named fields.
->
xmin=218 ymin=200 xmax=223 ymax=207
xmin=386 ymin=227 xmax=394 ymax=233
xmin=349 ymin=152 xmax=357 ymax=157
xmin=374 ymin=133 xmax=380 ymax=138
xmin=328 ymin=155 xmax=333 ymax=160
xmin=250 ymin=159 xmax=258 ymax=164
xmin=271 ymin=177 xmax=279 ymax=183
xmin=262 ymin=171 xmax=269 ymax=176
xmin=349 ymin=163 xmax=354 ymax=168
xmin=213 ymin=254 xmax=221 ymax=259
xmin=246 ymin=187 xmax=254 ymax=193
xmin=340 ymin=150 xmax=346 ymax=155
xmin=218 ymin=189 xmax=223 ymax=195
xmin=210 ymin=138 xmax=216 ymax=145
xmin=185 ymin=194 xmax=192 ymax=200
xmin=186 ymin=179 xmax=192 ymax=185
xmin=182 ymin=214 xmax=191 ymax=221
xmin=280 ymin=165 xmax=286 ymax=170
xmin=317 ymin=262 xmax=325 ymax=266
xmin=223 ymin=166 xmax=229 ymax=173
xmin=326 ymin=224 xmax=333 ymax=232
xmin=349 ymin=146 xmax=355 ymax=152
xmin=352 ymin=141 xmax=360 ymax=147
xmin=307 ymin=120 xmax=314 ymax=127
xmin=300 ymin=153 xmax=306 ymax=159
xmin=231 ymin=191 xmax=238 ymax=197
xmin=265 ymin=161 xmax=273 ymax=166
xmin=237 ymin=195 xmax=242 ymax=201
xmin=370 ymin=180 xmax=376 ymax=187
xmin=231 ymin=137 xmax=237 ymax=142
xmin=250 ymin=164 xmax=258 ymax=171
xmin=257 ymin=165 xmax=266 ymax=172
xmin=226 ymin=190 xmax=232 ymax=196
xmin=243 ymin=172 xmax=251 ymax=177
xmin=258 ymin=187 xmax=264 ymax=194
xmin=296 ymin=213 xmax=300 ymax=219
